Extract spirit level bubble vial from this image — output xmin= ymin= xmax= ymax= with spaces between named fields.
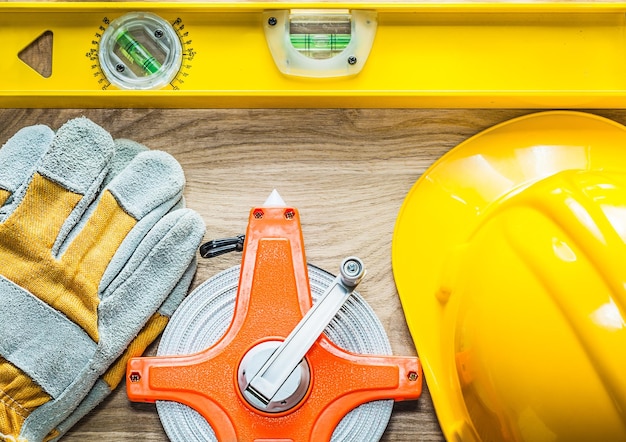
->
xmin=99 ymin=12 xmax=182 ymax=90
xmin=264 ymin=9 xmax=377 ymax=78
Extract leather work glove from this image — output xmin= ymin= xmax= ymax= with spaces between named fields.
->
xmin=47 ymin=138 xmax=201 ymax=442
xmin=0 ymin=118 xmax=206 ymax=442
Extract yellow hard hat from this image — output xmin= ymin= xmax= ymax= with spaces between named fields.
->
xmin=392 ymin=111 xmax=626 ymax=442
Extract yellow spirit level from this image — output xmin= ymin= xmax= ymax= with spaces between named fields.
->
xmin=2 ymin=2 xmax=626 ymax=108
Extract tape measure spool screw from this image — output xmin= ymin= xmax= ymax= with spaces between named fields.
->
xmin=99 ymin=12 xmax=182 ymax=90
xmin=238 ymin=340 xmax=311 ymax=413
xmin=340 ymin=256 xmax=365 ymax=286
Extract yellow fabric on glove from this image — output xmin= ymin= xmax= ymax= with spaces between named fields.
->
xmin=0 ymin=175 xmax=136 ymax=342
xmin=0 ymin=358 xmax=50 ymax=440
xmin=0 ymin=190 xmax=9 ymax=206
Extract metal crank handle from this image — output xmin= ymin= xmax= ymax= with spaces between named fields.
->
xmin=244 ymin=256 xmax=366 ymax=406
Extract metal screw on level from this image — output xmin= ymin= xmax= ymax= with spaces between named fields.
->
xmin=154 ymin=29 xmax=164 ymax=38
xmin=408 ymin=371 xmax=419 ymax=382
xmin=130 ymin=372 xmax=141 ymax=383
xmin=347 ymin=55 xmax=358 ymax=65
xmin=116 ymin=63 xmax=125 ymax=73
xmin=268 ymin=16 xmax=278 ymax=26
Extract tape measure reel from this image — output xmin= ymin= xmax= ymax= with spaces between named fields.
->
xmin=156 ymin=264 xmax=394 ymax=441
xmin=127 ymin=192 xmax=421 ymax=441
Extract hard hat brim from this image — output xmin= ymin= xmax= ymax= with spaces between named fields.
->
xmin=392 ymin=110 xmax=626 ymax=440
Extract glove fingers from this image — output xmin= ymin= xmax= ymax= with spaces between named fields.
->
xmin=103 ymin=259 xmax=197 ymax=391
xmin=52 ymin=138 xmax=149 ymax=258
xmin=38 ymin=117 xmax=113 ymax=195
xmin=0 ymin=125 xmax=53 ymax=210
xmin=107 ymin=150 xmax=186 ymax=220
xmin=60 ymin=150 xmax=187 ymax=287
xmin=98 ymin=189 xmax=186 ymax=297
xmin=97 ymin=208 xmax=205 ymax=360
xmin=2 ymin=118 xmax=114 ymax=251
xmin=103 ymin=139 xmax=148 ymax=187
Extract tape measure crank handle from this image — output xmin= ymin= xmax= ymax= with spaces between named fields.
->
xmin=244 ymin=257 xmax=366 ymax=406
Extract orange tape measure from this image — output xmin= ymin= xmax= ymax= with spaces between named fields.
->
xmin=126 ymin=192 xmax=421 ymax=441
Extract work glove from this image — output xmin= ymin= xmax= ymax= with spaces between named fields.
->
xmin=48 ymin=138 xmax=200 ymax=442
xmin=0 ymin=118 xmax=206 ymax=442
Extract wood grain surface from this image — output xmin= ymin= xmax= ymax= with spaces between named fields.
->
xmin=3 ymin=1 xmax=626 ymax=440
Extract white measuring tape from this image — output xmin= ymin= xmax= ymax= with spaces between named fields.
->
xmin=156 ymin=264 xmax=394 ymax=441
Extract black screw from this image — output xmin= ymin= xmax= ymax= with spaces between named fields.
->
xmin=154 ymin=29 xmax=164 ymax=38
xmin=268 ymin=17 xmax=278 ymax=26
xmin=347 ymin=56 xmax=357 ymax=65
xmin=116 ymin=63 xmax=125 ymax=73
